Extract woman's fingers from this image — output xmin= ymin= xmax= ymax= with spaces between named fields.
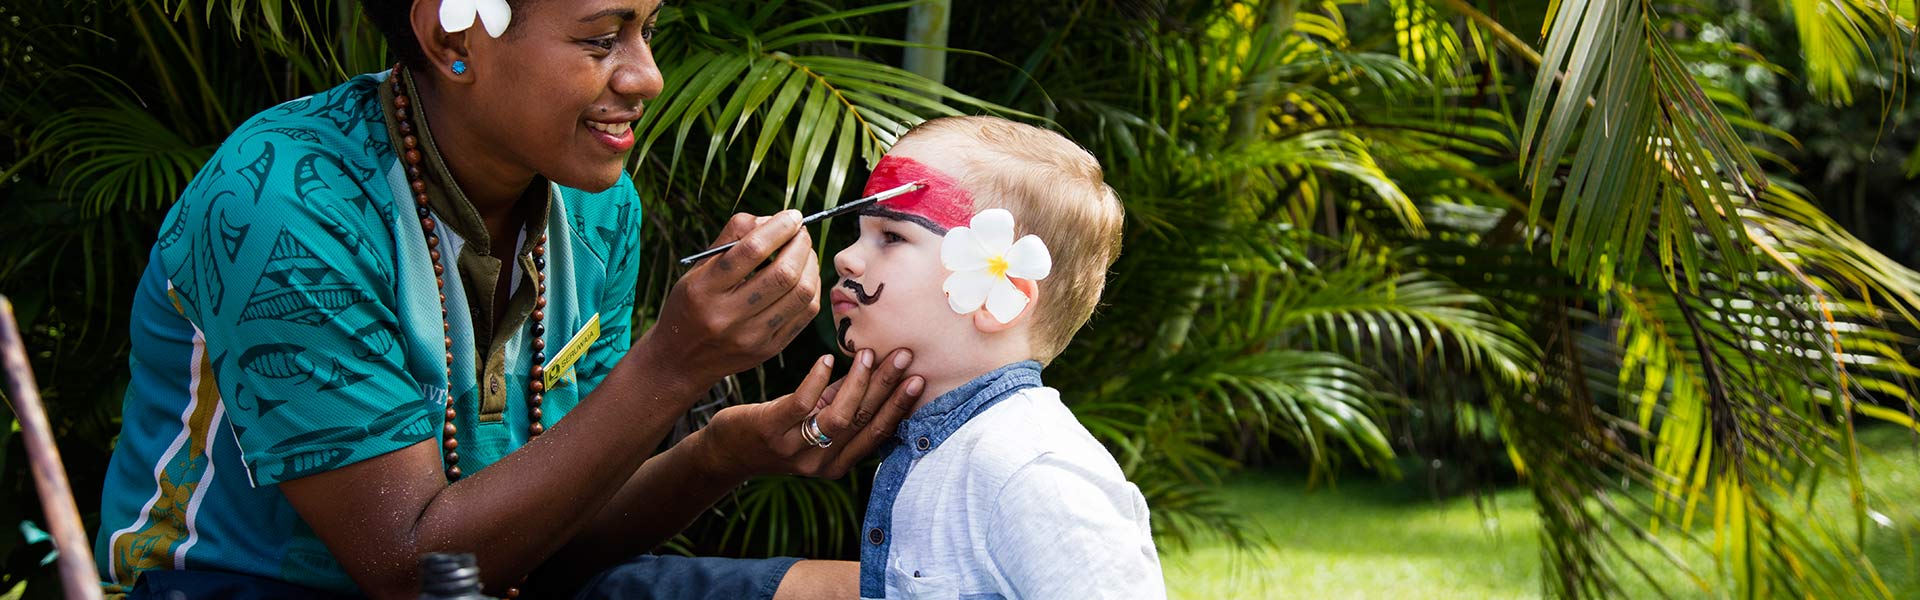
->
xmin=734 ymin=224 xmax=815 ymax=309
xmin=706 ymin=212 xmax=760 ymax=250
xmin=829 ymin=375 xmax=924 ymax=476
xmin=815 ymin=349 xmax=876 ymax=439
xmin=779 ymin=355 xmax=837 ymax=424
xmin=848 ymin=349 xmax=912 ymax=431
xmin=708 ymin=210 xmax=802 ymax=282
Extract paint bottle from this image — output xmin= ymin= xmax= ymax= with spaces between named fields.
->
xmin=418 ymin=552 xmax=487 ymax=600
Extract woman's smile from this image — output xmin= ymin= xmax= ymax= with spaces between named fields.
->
xmin=586 ymin=118 xmax=636 ymax=152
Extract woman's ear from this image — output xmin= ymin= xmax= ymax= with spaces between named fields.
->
xmin=411 ymin=0 xmax=473 ymax=80
xmin=973 ymin=278 xmax=1041 ymax=333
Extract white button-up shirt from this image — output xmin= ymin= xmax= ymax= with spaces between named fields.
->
xmin=875 ymin=386 xmax=1166 ymax=599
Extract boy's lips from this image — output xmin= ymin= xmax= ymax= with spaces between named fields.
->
xmin=830 ymin=288 xmax=858 ymax=313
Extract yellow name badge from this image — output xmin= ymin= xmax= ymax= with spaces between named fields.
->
xmin=544 ymin=313 xmax=600 ymax=391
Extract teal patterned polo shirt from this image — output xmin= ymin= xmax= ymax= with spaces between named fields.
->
xmin=93 ymin=71 xmax=643 ymax=595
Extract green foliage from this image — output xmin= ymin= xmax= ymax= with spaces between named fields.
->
xmin=3 ymin=0 xmax=1919 ymax=598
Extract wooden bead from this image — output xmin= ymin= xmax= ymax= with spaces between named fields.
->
xmin=388 ymin=64 xmax=557 ymax=485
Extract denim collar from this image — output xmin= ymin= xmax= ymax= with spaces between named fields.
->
xmin=858 ymin=360 xmax=1044 ymax=598
xmin=893 ymin=360 xmax=1044 ymax=455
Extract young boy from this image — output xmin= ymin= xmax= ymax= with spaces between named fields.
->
xmin=828 ymin=116 xmax=1164 ymax=598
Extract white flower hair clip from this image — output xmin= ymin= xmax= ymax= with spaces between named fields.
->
xmin=941 ymin=209 xmax=1052 ymax=324
xmin=441 ymin=0 xmax=513 ymax=38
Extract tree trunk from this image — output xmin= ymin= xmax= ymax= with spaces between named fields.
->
xmin=903 ymin=0 xmax=952 ymax=86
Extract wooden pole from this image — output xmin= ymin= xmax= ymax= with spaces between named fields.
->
xmin=0 ymin=297 xmax=103 ymax=600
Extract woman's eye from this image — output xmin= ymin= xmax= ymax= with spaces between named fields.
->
xmin=585 ymin=36 xmax=616 ymax=51
xmin=641 ymin=24 xmax=659 ymax=42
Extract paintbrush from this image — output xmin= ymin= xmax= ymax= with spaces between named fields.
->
xmin=678 ymin=181 xmax=925 ymax=266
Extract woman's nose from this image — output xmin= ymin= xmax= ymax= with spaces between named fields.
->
xmin=614 ymin=38 xmax=665 ymax=101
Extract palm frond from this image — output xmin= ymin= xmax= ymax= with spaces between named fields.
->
xmin=1782 ymin=0 xmax=1906 ymax=106
xmin=31 ymin=104 xmax=215 ymax=216
xmin=1519 ymin=0 xmax=1767 ymax=291
xmin=636 ymin=1 xmax=1031 ymax=212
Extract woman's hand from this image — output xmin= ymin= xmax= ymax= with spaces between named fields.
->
xmin=651 ymin=211 xmax=822 ymax=384
xmin=699 ymin=349 xmax=924 ymax=479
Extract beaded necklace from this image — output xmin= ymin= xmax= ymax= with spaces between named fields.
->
xmin=387 ymin=64 xmax=549 ymax=484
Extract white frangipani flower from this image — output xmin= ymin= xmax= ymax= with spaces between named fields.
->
xmin=941 ymin=209 xmax=1052 ymax=324
xmin=440 ymin=0 xmax=513 ymax=38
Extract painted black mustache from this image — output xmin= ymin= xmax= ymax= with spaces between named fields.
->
xmin=841 ymin=280 xmax=885 ymax=305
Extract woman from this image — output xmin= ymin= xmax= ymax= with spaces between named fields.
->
xmin=91 ymin=0 xmax=921 ymax=597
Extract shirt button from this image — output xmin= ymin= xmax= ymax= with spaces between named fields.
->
xmin=868 ymin=527 xmax=885 ymax=545
xmin=915 ymin=437 xmax=931 ymax=451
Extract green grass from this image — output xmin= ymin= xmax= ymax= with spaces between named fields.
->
xmin=1163 ymin=426 xmax=1920 ymax=599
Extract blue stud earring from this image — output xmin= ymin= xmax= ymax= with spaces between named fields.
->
xmin=451 ymin=60 xmax=468 ymax=75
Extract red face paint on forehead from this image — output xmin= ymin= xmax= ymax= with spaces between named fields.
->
xmin=861 ymin=156 xmax=974 ymax=232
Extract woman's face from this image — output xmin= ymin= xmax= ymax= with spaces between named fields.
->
xmin=461 ymin=0 xmax=665 ymax=192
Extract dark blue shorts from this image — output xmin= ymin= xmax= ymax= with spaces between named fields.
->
xmin=573 ymin=555 xmax=803 ymax=600
xmin=124 ymin=555 xmax=801 ymax=599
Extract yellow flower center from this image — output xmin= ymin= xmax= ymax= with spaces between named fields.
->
xmin=987 ymin=255 xmax=1010 ymax=279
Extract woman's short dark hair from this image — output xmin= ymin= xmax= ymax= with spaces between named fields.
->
xmin=357 ymin=0 xmax=529 ymax=69
xmin=358 ymin=0 xmax=430 ymax=69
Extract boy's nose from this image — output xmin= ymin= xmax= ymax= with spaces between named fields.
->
xmin=832 ymin=247 xmax=863 ymax=279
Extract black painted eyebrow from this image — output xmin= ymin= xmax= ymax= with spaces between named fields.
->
xmin=858 ymin=206 xmax=949 ymax=235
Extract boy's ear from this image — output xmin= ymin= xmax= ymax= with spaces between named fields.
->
xmin=973 ymin=278 xmax=1041 ymax=333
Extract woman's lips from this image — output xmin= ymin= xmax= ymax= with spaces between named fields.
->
xmin=586 ymin=120 xmax=635 ymax=151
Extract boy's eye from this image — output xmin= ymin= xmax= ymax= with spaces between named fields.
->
xmin=882 ymin=231 xmax=906 ymax=244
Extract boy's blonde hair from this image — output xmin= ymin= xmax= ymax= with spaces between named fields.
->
xmin=896 ymin=116 xmax=1125 ymax=363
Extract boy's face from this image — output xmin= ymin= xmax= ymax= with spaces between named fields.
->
xmin=829 ymin=152 xmax=978 ymax=357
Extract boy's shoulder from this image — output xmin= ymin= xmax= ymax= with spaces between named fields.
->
xmin=941 ymin=387 xmax=1128 ymax=488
